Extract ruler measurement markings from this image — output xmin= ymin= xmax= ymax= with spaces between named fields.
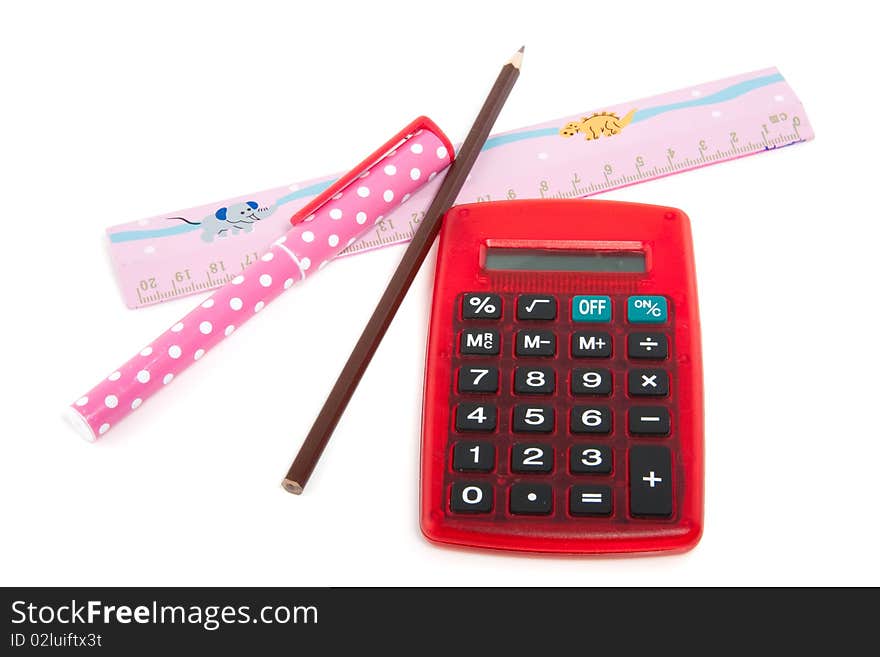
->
xmin=127 ymin=99 xmax=811 ymax=307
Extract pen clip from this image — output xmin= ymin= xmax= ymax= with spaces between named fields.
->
xmin=289 ymin=116 xmax=454 ymax=226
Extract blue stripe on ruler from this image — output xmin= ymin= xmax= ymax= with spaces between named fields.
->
xmin=109 ymin=73 xmax=784 ymax=243
xmin=270 ymin=178 xmax=336 ymax=207
xmin=630 ymin=73 xmax=784 ymax=122
xmin=480 ymin=73 xmax=785 ymax=150
xmin=108 ymin=179 xmax=336 ymax=243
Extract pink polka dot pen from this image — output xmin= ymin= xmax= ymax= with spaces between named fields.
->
xmin=67 ymin=117 xmax=453 ymax=440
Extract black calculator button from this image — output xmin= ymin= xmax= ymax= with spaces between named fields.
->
xmin=570 ymin=406 xmax=612 ymax=434
xmin=450 ymin=482 xmax=493 ymax=514
xmin=452 ymin=441 xmax=495 ymax=472
xmin=458 ymin=366 xmax=500 ymax=393
xmin=515 ymin=330 xmax=556 ymax=357
xmin=514 ymin=367 xmax=555 ymax=394
xmin=571 ymin=368 xmax=612 ymax=396
xmin=460 ymin=329 xmax=500 ymax=355
xmin=628 ymin=407 xmax=671 ymax=436
xmin=455 ymin=403 xmax=497 ymax=432
xmin=571 ymin=331 xmax=612 ymax=358
xmin=628 ymin=333 xmax=668 ymax=360
xmin=509 ymin=484 xmax=553 ymax=515
xmin=517 ymin=295 xmax=557 ymax=320
xmin=512 ymin=405 xmax=555 ymax=433
xmin=570 ymin=486 xmax=613 ymax=516
xmin=462 ymin=293 xmax=502 ymax=320
xmin=629 ymin=446 xmax=673 ymax=517
xmin=511 ymin=443 xmax=554 ymax=473
xmin=569 ymin=445 xmax=612 ymax=474
xmin=628 ymin=369 xmax=670 ymax=397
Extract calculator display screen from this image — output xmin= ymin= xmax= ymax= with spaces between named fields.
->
xmin=484 ymin=248 xmax=646 ymax=273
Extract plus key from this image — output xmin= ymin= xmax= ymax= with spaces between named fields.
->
xmin=629 ymin=445 xmax=673 ymax=517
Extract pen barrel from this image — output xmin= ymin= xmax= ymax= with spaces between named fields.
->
xmin=68 ymin=128 xmax=451 ymax=440
xmin=68 ymin=245 xmax=302 ymax=439
xmin=283 ymin=128 xmax=451 ymax=281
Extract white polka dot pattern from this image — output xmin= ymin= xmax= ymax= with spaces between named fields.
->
xmin=281 ymin=128 xmax=451 ymax=282
xmin=68 ymin=127 xmax=452 ymax=439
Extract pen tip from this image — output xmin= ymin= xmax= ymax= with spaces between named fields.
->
xmin=518 ymin=45 xmax=525 ymax=52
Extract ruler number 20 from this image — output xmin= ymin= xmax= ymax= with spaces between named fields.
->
xmin=139 ymin=277 xmax=157 ymax=291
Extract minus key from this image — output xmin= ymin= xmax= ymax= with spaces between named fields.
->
xmin=628 ymin=407 xmax=670 ymax=435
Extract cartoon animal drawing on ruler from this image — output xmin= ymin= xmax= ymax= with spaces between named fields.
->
xmin=168 ymin=201 xmax=276 ymax=243
xmin=560 ymin=109 xmax=637 ymax=141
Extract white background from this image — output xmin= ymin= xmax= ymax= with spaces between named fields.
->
xmin=1 ymin=0 xmax=877 ymax=586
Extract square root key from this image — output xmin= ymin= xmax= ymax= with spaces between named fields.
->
xmin=517 ymin=295 xmax=557 ymax=320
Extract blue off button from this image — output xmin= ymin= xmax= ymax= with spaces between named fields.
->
xmin=627 ymin=296 xmax=668 ymax=323
xmin=572 ymin=296 xmax=612 ymax=322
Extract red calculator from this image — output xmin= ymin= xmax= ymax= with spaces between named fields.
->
xmin=420 ymin=199 xmax=703 ymax=554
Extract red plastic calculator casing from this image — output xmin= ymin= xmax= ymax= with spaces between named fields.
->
xmin=420 ymin=199 xmax=703 ymax=554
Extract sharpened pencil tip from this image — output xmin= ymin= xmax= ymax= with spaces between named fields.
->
xmin=518 ymin=46 xmax=525 ymax=52
xmin=509 ymin=46 xmax=524 ymax=69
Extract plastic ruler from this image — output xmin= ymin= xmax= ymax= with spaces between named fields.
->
xmin=107 ymin=67 xmax=813 ymax=308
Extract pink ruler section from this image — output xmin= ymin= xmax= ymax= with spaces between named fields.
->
xmin=107 ymin=67 xmax=813 ymax=308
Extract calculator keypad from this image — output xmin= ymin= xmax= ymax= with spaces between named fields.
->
xmin=447 ymin=292 xmax=679 ymax=523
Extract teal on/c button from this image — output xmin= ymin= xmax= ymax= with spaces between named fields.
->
xmin=572 ymin=296 xmax=612 ymax=322
xmin=627 ymin=296 xmax=668 ymax=323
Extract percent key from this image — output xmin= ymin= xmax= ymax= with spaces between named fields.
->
xmin=463 ymin=294 xmax=502 ymax=319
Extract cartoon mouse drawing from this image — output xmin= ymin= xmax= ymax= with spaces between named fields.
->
xmin=169 ymin=201 xmax=276 ymax=242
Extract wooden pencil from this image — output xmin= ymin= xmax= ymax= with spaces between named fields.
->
xmin=282 ymin=46 xmax=524 ymax=494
